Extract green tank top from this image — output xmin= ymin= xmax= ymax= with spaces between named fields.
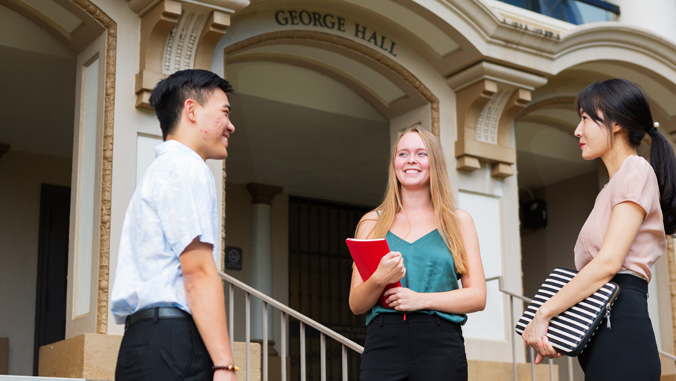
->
xmin=364 ymin=229 xmax=468 ymax=326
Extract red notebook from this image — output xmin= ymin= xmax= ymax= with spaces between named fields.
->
xmin=345 ymin=238 xmax=402 ymax=308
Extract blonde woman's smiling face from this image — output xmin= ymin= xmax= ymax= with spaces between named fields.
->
xmin=394 ymin=132 xmax=430 ymax=190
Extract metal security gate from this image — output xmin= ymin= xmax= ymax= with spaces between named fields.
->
xmin=289 ymin=196 xmax=373 ymax=380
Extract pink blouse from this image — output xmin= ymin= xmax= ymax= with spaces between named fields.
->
xmin=574 ymin=155 xmax=666 ymax=282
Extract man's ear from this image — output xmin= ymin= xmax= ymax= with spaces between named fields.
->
xmin=184 ymin=98 xmax=198 ymax=123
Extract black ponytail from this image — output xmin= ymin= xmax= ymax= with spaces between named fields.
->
xmin=647 ymin=128 xmax=676 ymax=234
xmin=576 ymin=78 xmax=676 ymax=235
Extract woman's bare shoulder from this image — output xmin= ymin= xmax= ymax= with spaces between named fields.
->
xmin=355 ymin=210 xmax=380 ymax=239
xmin=455 ymin=209 xmax=476 ymax=228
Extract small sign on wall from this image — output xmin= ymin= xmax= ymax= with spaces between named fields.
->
xmin=225 ymin=246 xmax=243 ymax=271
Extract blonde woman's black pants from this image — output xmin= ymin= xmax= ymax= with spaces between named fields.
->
xmin=360 ymin=313 xmax=468 ymax=380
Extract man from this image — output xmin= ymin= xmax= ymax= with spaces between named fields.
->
xmin=111 ymin=69 xmax=237 ymax=381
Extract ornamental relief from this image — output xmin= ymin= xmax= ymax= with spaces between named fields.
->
xmin=164 ymin=11 xmax=207 ymax=74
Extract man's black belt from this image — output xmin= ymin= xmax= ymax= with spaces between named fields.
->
xmin=125 ymin=307 xmax=192 ymax=330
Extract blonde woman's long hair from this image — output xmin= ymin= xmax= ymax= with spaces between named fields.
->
xmin=359 ymin=126 xmax=468 ymax=274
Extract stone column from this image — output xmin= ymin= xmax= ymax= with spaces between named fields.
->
xmin=246 ymin=183 xmax=282 ymax=341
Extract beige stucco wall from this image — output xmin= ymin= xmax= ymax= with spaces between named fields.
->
xmin=0 ymin=150 xmax=72 ymax=375
xmin=520 ymin=170 xmax=599 ymax=298
xmin=519 ymin=170 xmax=599 ymax=381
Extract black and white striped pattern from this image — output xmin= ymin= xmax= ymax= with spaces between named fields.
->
xmin=514 ymin=267 xmax=619 ymax=357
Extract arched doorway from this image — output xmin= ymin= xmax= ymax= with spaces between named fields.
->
xmin=220 ymin=16 xmax=439 ymax=379
xmin=0 ymin=0 xmax=115 ymax=375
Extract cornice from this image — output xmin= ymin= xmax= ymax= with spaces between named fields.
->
xmin=447 ymin=61 xmax=547 ymax=92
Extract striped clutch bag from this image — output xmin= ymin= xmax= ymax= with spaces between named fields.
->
xmin=514 ymin=267 xmax=620 ymax=357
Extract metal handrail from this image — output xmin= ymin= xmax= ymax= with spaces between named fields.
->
xmin=660 ymin=350 xmax=676 ymax=362
xmin=219 ymin=271 xmax=363 ymax=381
xmin=486 ymin=276 xmax=572 ymax=381
xmin=492 ymin=276 xmax=676 ymax=381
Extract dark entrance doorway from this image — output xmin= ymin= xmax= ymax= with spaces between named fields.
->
xmin=288 ymin=196 xmax=372 ymax=380
xmin=33 ymin=184 xmax=70 ymax=375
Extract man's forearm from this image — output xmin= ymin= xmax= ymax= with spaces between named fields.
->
xmin=185 ymin=270 xmax=234 ymax=366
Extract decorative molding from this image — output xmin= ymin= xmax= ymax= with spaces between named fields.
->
xmin=476 ymin=90 xmax=511 ymax=145
xmin=135 ymin=0 xmax=233 ymax=108
xmin=135 ymin=0 xmax=181 ymax=109
xmin=515 ymin=96 xmax=576 ymax=120
xmin=0 ymin=143 xmax=9 ymax=159
xmin=246 ymin=183 xmax=282 ymax=206
xmin=447 ymin=61 xmax=547 ymax=93
xmin=224 ymin=30 xmax=440 ymax=136
xmin=194 ymin=10 xmax=230 ymax=70
xmin=447 ymin=61 xmax=545 ymax=177
xmin=70 ymin=0 xmax=117 ymax=335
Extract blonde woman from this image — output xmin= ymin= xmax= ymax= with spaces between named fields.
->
xmin=349 ymin=126 xmax=486 ymax=380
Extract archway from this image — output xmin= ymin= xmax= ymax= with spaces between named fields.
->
xmin=220 ymin=22 xmax=438 ymax=378
xmin=0 ymin=0 xmax=116 ymax=375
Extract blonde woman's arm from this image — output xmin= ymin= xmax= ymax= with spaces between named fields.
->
xmin=383 ymin=209 xmax=487 ymax=314
xmin=348 ymin=211 xmax=406 ymax=315
xmin=522 ymin=201 xmax=645 ymax=363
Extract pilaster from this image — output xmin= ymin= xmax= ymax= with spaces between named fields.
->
xmin=447 ymin=62 xmax=547 ymax=177
xmin=246 ymin=183 xmax=282 ymax=341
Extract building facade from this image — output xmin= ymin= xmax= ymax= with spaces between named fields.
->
xmin=2 ymin=0 xmax=676 ymax=379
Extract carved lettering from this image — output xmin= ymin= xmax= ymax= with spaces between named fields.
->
xmin=274 ymin=10 xmax=398 ymax=56
xmin=312 ymin=12 xmax=324 ymax=27
xmin=354 ymin=23 xmax=366 ymax=40
xmin=275 ymin=10 xmax=288 ymax=25
xmin=337 ymin=17 xmax=346 ymax=32
xmin=298 ymin=10 xmax=312 ymax=25
xmin=367 ymin=31 xmax=378 ymax=45
xmin=289 ymin=10 xmax=299 ymax=25
xmin=323 ymin=14 xmax=335 ymax=29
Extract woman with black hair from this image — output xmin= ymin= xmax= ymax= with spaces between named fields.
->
xmin=522 ymin=78 xmax=676 ymax=380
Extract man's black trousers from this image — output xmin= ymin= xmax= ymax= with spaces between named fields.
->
xmin=115 ymin=308 xmax=213 ymax=381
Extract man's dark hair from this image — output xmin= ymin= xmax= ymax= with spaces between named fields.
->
xmin=149 ymin=69 xmax=234 ymax=140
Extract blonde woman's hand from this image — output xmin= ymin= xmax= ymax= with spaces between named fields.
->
xmin=383 ymin=287 xmax=426 ymax=311
xmin=373 ymin=252 xmax=406 ymax=286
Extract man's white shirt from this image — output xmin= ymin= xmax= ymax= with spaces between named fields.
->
xmin=111 ymin=140 xmax=219 ymax=324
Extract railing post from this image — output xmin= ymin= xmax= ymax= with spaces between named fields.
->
xmin=510 ymin=295 xmax=517 ymax=381
xmin=281 ymin=311 xmax=287 ymax=381
xmin=229 ymin=283 xmax=234 ymax=355
xmin=246 ymin=292 xmax=251 ymax=381
xmin=342 ymin=344 xmax=348 ymax=381
xmin=530 ymin=347 xmax=535 ymax=381
xmin=300 ymin=322 xmax=306 ymax=381
xmin=263 ymin=301 xmax=268 ymax=381
xmin=320 ymin=333 xmax=327 ymax=381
